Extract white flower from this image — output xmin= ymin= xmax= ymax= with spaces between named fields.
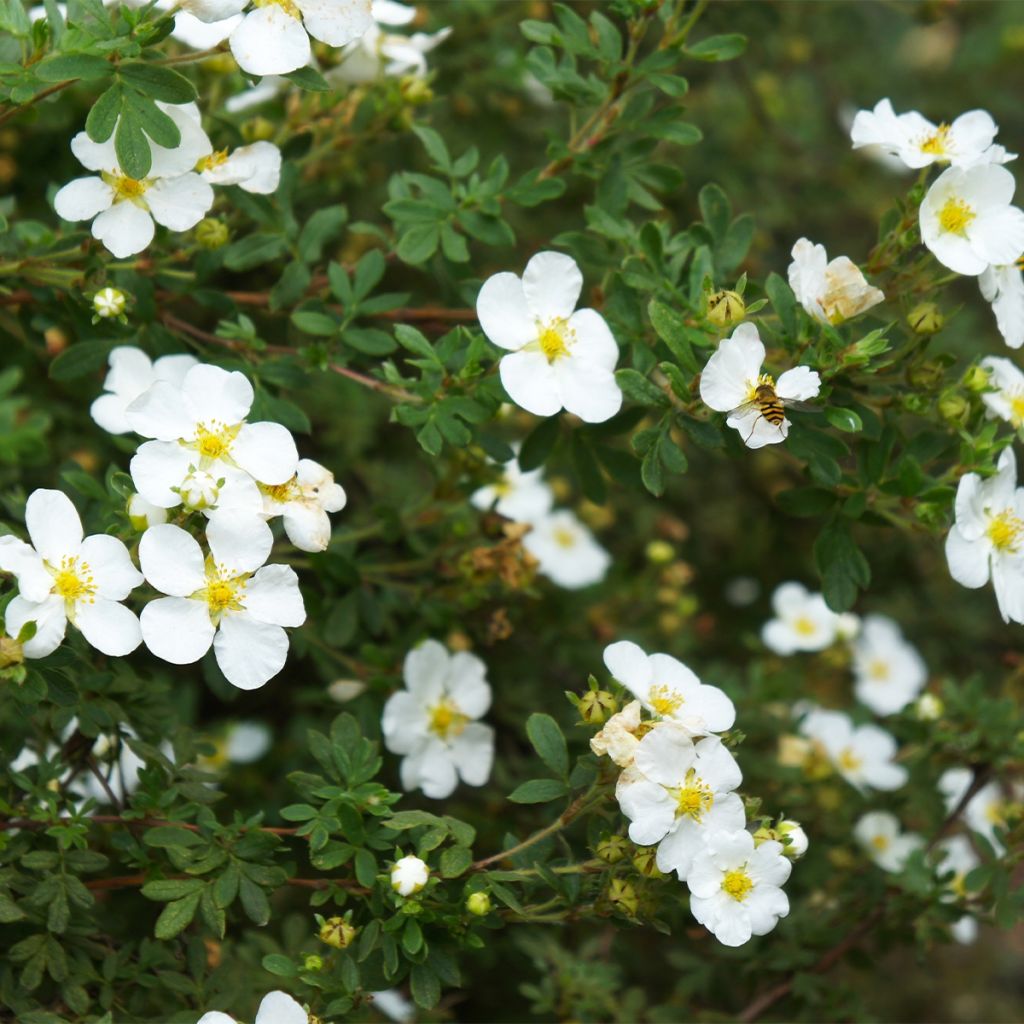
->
xmin=138 ymin=512 xmax=306 ymax=690
xmin=334 ymin=1 xmax=451 ymax=83
xmin=381 ymin=639 xmax=494 ymax=799
xmin=979 ymin=264 xmax=1024 ymax=349
xmin=127 ymin=494 xmax=168 ymax=531
xmin=854 ymin=811 xmax=923 ymax=872
xmin=0 ymin=490 xmax=143 ymax=658
xmin=216 ymin=0 xmax=374 ymax=76
xmin=476 ymin=251 xmax=622 ymax=423
xmin=391 ymin=854 xmax=429 ymax=896
xmin=261 ymin=459 xmax=347 ymax=553
xmin=699 ymin=322 xmax=821 ymax=449
xmin=850 ymin=615 xmax=927 ymax=716
xmin=197 ymin=990 xmax=308 ymax=1024
xmin=979 ymin=356 xmax=1024 ymax=425
xmin=199 ymin=721 xmax=272 ymax=770
xmin=589 ymin=699 xmax=643 ymax=768
xmin=93 ymin=286 xmax=126 ymax=319
xmin=369 ymin=989 xmax=415 ymax=1024
xmin=938 ymin=768 xmax=1006 ymax=852
xmin=90 ymin=346 xmax=199 ymax=436
xmin=914 ymin=693 xmax=943 ymax=721
xmin=54 ymin=106 xmax=214 ymax=258
xmin=850 ymin=100 xmax=1014 ymax=169
xmin=799 ymin=707 xmax=907 ymax=791
xmin=777 ymin=819 xmax=808 ymax=858
xmin=761 ymin=582 xmax=843 ymax=655
xmin=686 ymin=829 xmax=791 ymax=947
xmin=198 ymin=142 xmax=282 ymax=195
xmin=127 ymin=362 xmax=298 ymax=513
xmin=522 ymin=509 xmax=609 ymax=589
xmin=616 ymin=724 xmax=744 ymax=880
xmin=470 ymin=449 xmax=553 ymax=523
xmin=945 ymin=447 xmax=1024 ymax=623
xmin=919 ymin=165 xmax=1024 ymax=276
xmin=787 ymin=238 xmax=885 ymax=325
xmin=602 ymin=640 xmax=735 ymax=735
xmin=935 ymin=835 xmax=980 ymax=943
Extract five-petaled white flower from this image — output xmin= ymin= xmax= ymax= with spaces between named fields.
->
xmin=699 ymin=322 xmax=820 ymax=449
xmin=54 ymin=105 xmax=214 ymax=258
xmin=197 ymin=141 xmax=282 ymax=195
xmin=90 ymin=345 xmax=199 ymax=436
xmin=761 ymin=581 xmax=847 ymax=655
xmin=138 ymin=512 xmax=306 ymax=690
xmin=0 ymin=490 xmax=143 ymax=658
xmin=476 ymin=251 xmax=623 ymax=424
xmin=391 ymin=854 xmax=429 ymax=896
xmin=854 ymin=811 xmax=923 ymax=872
xmin=260 ymin=458 xmax=347 ymax=553
xmin=945 ymin=447 xmax=1024 ymax=624
xmin=470 ymin=448 xmax=553 ymax=523
xmin=935 ymin=835 xmax=980 ymax=944
xmin=686 ymin=829 xmax=791 ymax=947
xmin=197 ymin=720 xmax=272 ymax=771
xmin=978 ymin=264 xmax=1024 ymax=349
xmin=616 ymin=724 xmax=744 ymax=879
xmin=127 ymin=362 xmax=298 ymax=513
xmin=602 ymin=640 xmax=735 ymax=735
xmin=381 ymin=639 xmax=494 ymax=799
xmin=938 ymin=768 xmax=1007 ymax=853
xmin=799 ymin=707 xmax=907 ymax=791
xmin=522 ymin=509 xmax=610 ymax=589
xmin=787 ymin=238 xmax=884 ymax=325
xmin=978 ymin=356 xmax=1024 ymax=425
xmin=850 ymin=100 xmax=1014 ymax=170
xmin=197 ymin=990 xmax=308 ymax=1024
xmin=919 ymin=165 xmax=1024 ymax=276
xmin=850 ymin=615 xmax=927 ymax=716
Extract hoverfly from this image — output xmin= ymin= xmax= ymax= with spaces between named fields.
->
xmin=728 ymin=375 xmax=819 ymax=446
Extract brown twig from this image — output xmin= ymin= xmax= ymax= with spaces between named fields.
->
xmin=0 ymin=815 xmax=299 ymax=836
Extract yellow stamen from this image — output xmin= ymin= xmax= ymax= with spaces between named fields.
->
xmin=837 ymin=747 xmax=862 ymax=773
xmin=50 ymin=556 xmax=96 ymax=604
xmin=983 ymin=800 xmax=1005 ymax=826
xmin=197 ymin=149 xmax=230 ymax=173
xmin=986 ymin=510 xmax=1024 ymax=554
xmin=870 ymin=834 xmax=890 ymax=852
xmin=262 ymin=478 xmax=299 ymax=504
xmin=252 ymin=0 xmax=301 ymax=17
xmin=552 ymin=527 xmax=576 ymax=549
xmin=920 ymin=124 xmax=952 ymax=157
xmin=648 ymin=684 xmax=684 ymax=717
xmin=102 ymin=172 xmax=150 ymax=205
xmin=747 ymin=372 xmax=776 ymax=401
xmin=192 ymin=421 xmax=240 ymax=461
xmin=938 ymin=198 xmax=975 ymax=235
xmin=721 ymin=868 xmax=753 ymax=901
xmin=194 ymin=564 xmax=246 ymax=621
xmin=792 ymin=616 xmax=817 ymax=637
xmin=1010 ymin=394 xmax=1024 ymax=426
xmin=537 ymin=318 xmax=571 ymax=363
xmin=868 ymin=658 xmax=890 ymax=681
xmin=673 ymin=770 xmax=713 ymax=822
xmin=428 ymin=698 xmax=468 ymax=740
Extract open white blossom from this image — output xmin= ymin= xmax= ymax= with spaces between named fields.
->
xmin=851 ymin=615 xmax=927 ymax=716
xmin=761 ymin=582 xmax=844 ymax=655
xmin=196 ymin=990 xmax=307 ymax=1024
xmin=470 ymin=449 xmax=553 ymax=523
xmin=138 ymin=512 xmax=305 ymax=690
xmin=979 ymin=356 xmax=1024 ymax=425
xmin=686 ymin=830 xmax=791 ymax=947
xmin=260 ymin=459 xmax=347 ymax=553
xmin=850 ymin=100 xmax=1014 ymax=169
xmin=476 ymin=252 xmax=622 ymax=423
xmin=602 ymin=640 xmax=735 ymax=735
xmin=979 ymin=264 xmax=1024 ymax=349
xmin=369 ymin=989 xmax=415 ymax=1024
xmin=391 ymin=854 xmax=429 ymax=896
xmin=522 ymin=509 xmax=610 ymax=589
xmin=589 ymin=699 xmax=643 ymax=768
xmin=919 ymin=165 xmax=1024 ymax=276
xmin=854 ymin=811 xmax=923 ymax=872
xmin=90 ymin=346 xmax=198 ymax=436
xmin=938 ymin=768 xmax=1007 ymax=852
xmin=54 ymin=105 xmax=214 ymax=258
xmin=198 ymin=721 xmax=272 ymax=771
xmin=382 ymin=639 xmax=494 ymax=799
xmin=787 ymin=238 xmax=884 ymax=325
xmin=936 ymin=835 xmax=980 ymax=944
xmin=128 ymin=363 xmax=298 ymax=513
xmin=799 ymin=707 xmax=907 ymax=791
xmin=945 ymin=447 xmax=1024 ymax=623
xmin=616 ymin=724 xmax=744 ymax=880
xmin=699 ymin=322 xmax=820 ymax=449
xmin=198 ymin=142 xmax=282 ymax=195
xmin=0 ymin=490 xmax=143 ymax=658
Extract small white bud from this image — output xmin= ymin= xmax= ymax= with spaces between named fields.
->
xmin=179 ymin=470 xmax=220 ymax=511
xmin=390 ymin=855 xmax=429 ymax=896
xmin=779 ymin=819 xmax=809 ymax=858
xmin=127 ymin=493 xmax=168 ymax=531
xmin=93 ymin=287 xmax=127 ymax=319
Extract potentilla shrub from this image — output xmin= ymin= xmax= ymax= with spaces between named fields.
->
xmin=0 ymin=1 xmax=1021 ymax=1022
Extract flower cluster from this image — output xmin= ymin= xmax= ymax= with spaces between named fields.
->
xmin=590 ymin=640 xmax=801 ymax=946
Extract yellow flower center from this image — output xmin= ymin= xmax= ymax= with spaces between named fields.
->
xmin=868 ymin=658 xmax=890 ymax=681
xmin=983 ymin=800 xmax=1005 ymax=826
xmin=986 ymin=510 xmax=1024 ymax=553
xmin=50 ymin=556 xmax=96 ymax=604
xmin=938 ymin=198 xmax=975 ymax=235
xmin=870 ymin=834 xmax=890 ymax=852
xmin=427 ymin=698 xmax=469 ymax=740
xmin=194 ymin=564 xmax=247 ymax=622
xmin=950 ymin=872 xmax=967 ymax=898
xmin=537 ymin=318 xmax=572 ymax=363
xmin=552 ymin=526 xmax=577 ymax=549
xmin=746 ymin=372 xmax=776 ymax=401
xmin=197 ymin=149 xmax=230 ymax=173
xmin=837 ymin=747 xmax=862 ymax=773
xmin=673 ymin=771 xmax=713 ymax=822
xmin=721 ymin=868 xmax=753 ymax=902
xmin=792 ymin=616 xmax=817 ymax=637
xmin=1009 ymin=394 xmax=1024 ymax=426
xmin=252 ymin=0 xmax=301 ymax=17
xmin=262 ymin=478 xmax=300 ymax=504
xmin=648 ymin=684 xmax=684 ymax=717
xmin=192 ymin=421 xmax=240 ymax=461
xmin=920 ymin=124 xmax=952 ymax=157
xmin=103 ymin=172 xmax=150 ymax=206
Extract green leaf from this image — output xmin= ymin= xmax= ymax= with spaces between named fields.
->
xmin=394 ymin=323 xmax=439 ymax=363
xmin=291 ymin=311 xmax=339 ymax=337
xmin=814 ymin=520 xmax=871 ymax=612
xmin=141 ymin=879 xmax=205 ymax=902
xmin=508 ymin=778 xmax=569 ymax=804
xmin=282 ymin=65 xmax=331 ymax=91
xmin=114 ymin=108 xmax=151 ymax=179
xmin=298 ymin=206 xmax=347 ymax=263
xmin=143 ymin=826 xmax=205 ymax=848
xmin=396 ymin=223 xmax=440 ymax=265
xmin=118 ymin=62 xmax=195 ymax=103
xmin=85 ymin=84 xmax=122 ymax=143
xmin=649 ymin=299 xmax=699 ymax=375
xmin=262 ymin=954 xmax=297 ymax=977
xmin=687 ymin=33 xmax=747 ymax=61
xmin=525 ymin=713 xmax=569 ymax=779
xmin=412 ymin=125 xmax=451 ymax=172
xmin=154 ymin=891 xmax=201 ymax=940
xmin=699 ymin=183 xmax=731 ymax=242
xmin=614 ymin=368 xmax=668 ymax=407
xmin=765 ymin=272 xmax=797 ymax=337
xmin=35 ymin=53 xmax=110 ymax=82
xmin=518 ymin=414 xmax=560 ymax=471
xmin=410 ymin=964 xmax=441 ymax=1009
xmin=825 ymin=407 xmax=863 ymax=433
xmin=775 ymin=487 xmax=838 ymax=518
xmin=48 ymin=340 xmax=115 ymax=381
xmin=439 ymin=846 xmax=473 ymax=879
xmin=224 ymin=233 xmax=289 ymax=271
xmin=238 ymin=877 xmax=270 ymax=926
xmin=641 ymin=444 xmax=664 ymax=496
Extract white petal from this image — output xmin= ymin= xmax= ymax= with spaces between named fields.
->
xmin=182 ymin=363 xmax=253 ymax=426
xmin=992 ymin=558 xmax=1024 ymax=623
xmin=405 ymin=740 xmax=459 ymax=798
xmin=130 ymin=440 xmax=193 ymax=507
xmin=206 ymin=511 xmax=273 ymax=575
xmin=775 ymin=365 xmax=821 ymax=401
xmin=382 ymin=692 xmax=426 ymax=754
xmin=179 ymin=0 xmax=247 ymax=22
xmin=255 ymin=991 xmax=308 ymax=1024
xmin=945 ymin=527 xmax=989 ymax=589
xmin=603 ymin=640 xmax=653 ymax=697
xmin=74 ymin=598 xmax=142 ymax=656
xmin=282 ymin=505 xmax=332 ymax=552
xmin=214 ymin=612 xmax=289 ymax=689
xmin=968 ymin=206 xmax=1024 ymax=268
xmin=91 ymin=202 xmax=155 ymax=259
xmin=26 ymin=489 xmax=82 ymax=563
xmin=70 ymin=131 xmax=119 ymax=173
xmin=476 ymin=271 xmax=536 ymax=351
xmin=54 ymin=176 xmax=113 ymax=221
xmin=230 ymin=5 xmax=311 ymax=76
xmin=244 ymin=564 xmax=306 ymax=627
xmin=6 ymin=594 xmax=66 ymax=658
xmin=78 ymin=534 xmax=143 ymax=599
xmin=204 ymin=141 xmax=281 ymax=194
xmin=0 ymin=536 xmax=51 ymax=602
xmin=634 ymin=723 xmax=695 ymax=787
xmin=141 ymin=596 xmax=214 ymax=663
xmin=297 ymin=0 xmax=373 ymax=46
xmin=90 ymin=393 xmax=132 ymax=435
xmin=700 ymin=323 xmax=765 ymax=412
xmin=447 ymin=651 xmax=491 ymax=717
xmin=126 ymin=381 xmax=194 ymax=441
xmin=139 ymin=523 xmax=207 ymax=596
xmin=449 ymin=722 xmax=494 ymax=786
xmin=146 ymin=173 xmax=214 ymax=231
xmin=521 ymin=251 xmax=582 ymax=320
xmin=556 ymin=358 xmax=622 ymax=423
xmin=567 ymin=308 xmax=618 ymax=369
xmin=403 ymin=639 xmax=448 ymax=700
xmin=232 ymin=422 xmax=299 ymax=484
xmin=499 ymin=350 xmax=562 ymax=417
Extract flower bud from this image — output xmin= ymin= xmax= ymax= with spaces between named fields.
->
xmin=400 ymin=76 xmax=434 ymax=106
xmin=706 ymin=289 xmax=745 ymax=328
xmin=907 ymin=302 xmax=944 ymax=334
xmin=962 ymin=364 xmax=991 ymax=393
xmin=44 ymin=326 xmax=69 ymax=356
xmin=914 ymin=693 xmax=944 ymax=721
xmin=631 ymin=846 xmax=663 ymax=878
xmin=578 ymin=689 xmax=617 ymax=726
xmin=195 ymin=217 xmax=230 ymax=250
xmin=752 ymin=825 xmax=777 ymax=846
xmin=901 ymin=392 xmax=931 ymax=415
xmin=607 ymin=878 xmax=639 ymax=916
xmin=938 ymin=391 xmax=970 ymax=427
xmin=391 ymin=854 xmax=429 ymax=896
xmin=303 ymin=954 xmax=324 ymax=972
xmin=128 ymin=494 xmax=168 ymax=531
xmin=93 ymin=287 xmax=127 ymax=320
xmin=179 ymin=470 xmax=220 ymax=511
xmin=242 ymin=116 xmax=276 ymax=143
xmin=778 ymin=819 xmax=809 ymax=858
xmin=645 ymin=540 xmax=675 ymax=564
xmin=318 ymin=916 xmax=357 ymax=949
xmin=0 ymin=634 xmax=24 ymax=669
xmin=596 ymin=834 xmax=629 ymax=864
xmin=906 ymin=360 xmax=945 ymax=391
xmin=465 ymin=891 xmax=491 ymax=916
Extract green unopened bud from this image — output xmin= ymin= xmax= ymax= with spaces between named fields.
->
xmin=706 ymin=289 xmax=745 ymax=328
xmin=752 ymin=825 xmax=778 ymax=846
xmin=645 ymin=540 xmax=675 ymax=564
xmin=242 ymin=116 xmax=276 ymax=143
xmin=303 ymin=954 xmax=324 ymax=972
xmin=938 ymin=391 xmax=970 ymax=426
xmin=578 ymin=689 xmax=617 ymax=725
xmin=901 ymin=392 xmax=931 ymax=415
xmin=465 ymin=891 xmax=491 ymax=916
xmin=907 ymin=302 xmax=944 ymax=334
xmin=607 ymin=878 xmax=639 ymax=916
xmin=318 ymin=916 xmax=357 ymax=950
xmin=400 ymin=76 xmax=434 ymax=106
xmin=93 ymin=286 xmax=126 ymax=319
xmin=0 ymin=634 xmax=24 ymax=669
xmin=195 ymin=217 xmax=230 ymax=250
xmin=963 ymin=364 xmax=991 ymax=393
xmin=914 ymin=693 xmax=944 ymax=721
xmin=596 ymin=834 xmax=629 ymax=864
xmin=914 ymin=501 xmax=946 ymax=526
xmin=906 ymin=360 xmax=945 ymax=391
xmin=631 ymin=846 xmax=663 ymax=878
